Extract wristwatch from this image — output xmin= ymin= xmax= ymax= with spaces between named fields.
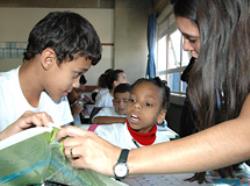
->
xmin=113 ymin=149 xmax=130 ymax=180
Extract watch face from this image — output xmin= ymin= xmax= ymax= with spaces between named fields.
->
xmin=114 ymin=163 xmax=128 ymax=178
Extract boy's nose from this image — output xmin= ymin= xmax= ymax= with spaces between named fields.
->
xmin=73 ymin=77 xmax=81 ymax=88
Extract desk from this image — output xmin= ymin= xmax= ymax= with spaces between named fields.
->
xmin=122 ymin=168 xmax=250 ymax=186
xmin=123 ymin=173 xmax=210 ymax=186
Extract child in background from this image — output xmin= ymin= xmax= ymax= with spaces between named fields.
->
xmin=94 ymin=69 xmax=128 ymax=108
xmin=68 ymin=75 xmax=89 ymax=125
xmin=92 ymin=83 xmax=131 ymax=124
xmin=94 ymin=78 xmax=178 ymax=149
xmin=90 ymin=69 xmax=128 ymax=120
xmin=93 ymin=68 xmax=112 ymax=104
xmin=0 ymin=11 xmax=101 ymax=132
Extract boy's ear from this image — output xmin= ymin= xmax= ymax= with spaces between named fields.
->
xmin=157 ymin=109 xmax=167 ymax=124
xmin=40 ymin=48 xmax=57 ymax=70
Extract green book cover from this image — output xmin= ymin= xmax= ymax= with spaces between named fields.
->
xmin=0 ymin=127 xmax=127 ymax=186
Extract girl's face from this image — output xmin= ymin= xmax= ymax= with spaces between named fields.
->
xmin=127 ymin=82 xmax=165 ymax=133
xmin=176 ymin=16 xmax=200 ymax=58
xmin=114 ymin=72 xmax=128 ymax=87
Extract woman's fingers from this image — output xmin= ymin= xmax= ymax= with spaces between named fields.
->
xmin=56 ymin=126 xmax=122 ymax=175
xmin=64 ymin=144 xmax=82 ymax=160
xmin=56 ymin=126 xmax=88 ymax=140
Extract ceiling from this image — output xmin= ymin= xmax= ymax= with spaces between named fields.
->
xmin=0 ymin=0 xmax=114 ymax=8
xmin=0 ymin=0 xmax=170 ymax=13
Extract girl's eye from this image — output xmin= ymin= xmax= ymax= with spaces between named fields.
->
xmin=145 ymin=102 xmax=153 ymax=107
xmin=129 ymin=98 xmax=136 ymax=103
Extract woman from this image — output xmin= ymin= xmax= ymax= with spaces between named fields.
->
xmin=57 ymin=0 xmax=250 ymax=177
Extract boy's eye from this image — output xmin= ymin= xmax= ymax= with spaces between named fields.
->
xmin=73 ymin=72 xmax=82 ymax=79
xmin=123 ymin=99 xmax=129 ymax=103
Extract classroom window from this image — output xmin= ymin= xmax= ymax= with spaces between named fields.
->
xmin=157 ymin=29 xmax=190 ymax=94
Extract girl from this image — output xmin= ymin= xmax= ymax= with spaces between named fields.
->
xmin=95 ymin=69 xmax=128 ymax=108
xmin=94 ymin=78 xmax=177 ymax=149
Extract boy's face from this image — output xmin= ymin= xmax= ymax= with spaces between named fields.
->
xmin=127 ymin=82 xmax=165 ymax=133
xmin=113 ymin=92 xmax=130 ymax=115
xmin=45 ymin=56 xmax=91 ymax=102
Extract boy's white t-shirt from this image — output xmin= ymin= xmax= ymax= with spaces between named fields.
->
xmin=95 ymin=123 xmax=178 ymax=149
xmin=0 ymin=67 xmax=73 ymax=132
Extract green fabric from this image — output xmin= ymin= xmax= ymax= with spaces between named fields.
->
xmin=0 ymin=128 xmax=125 ymax=186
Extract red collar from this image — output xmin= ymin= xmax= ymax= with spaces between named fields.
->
xmin=126 ymin=120 xmax=157 ymax=146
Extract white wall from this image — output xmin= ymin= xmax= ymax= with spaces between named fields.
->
xmin=0 ymin=8 xmax=114 ymax=84
xmin=114 ymin=0 xmax=149 ymax=83
xmin=0 ymin=5 xmax=150 ymax=85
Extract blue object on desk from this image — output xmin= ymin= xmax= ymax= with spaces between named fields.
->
xmin=212 ymin=178 xmax=245 ymax=186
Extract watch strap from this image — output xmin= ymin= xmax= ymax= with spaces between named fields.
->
xmin=117 ymin=149 xmax=129 ymax=163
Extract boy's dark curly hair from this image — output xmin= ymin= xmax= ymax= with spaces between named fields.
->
xmin=24 ymin=11 xmax=102 ymax=65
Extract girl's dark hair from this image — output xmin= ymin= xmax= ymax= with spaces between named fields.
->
xmin=106 ymin=69 xmax=125 ymax=91
xmin=174 ymin=0 xmax=250 ymax=130
xmin=24 ymin=11 xmax=102 ymax=65
xmin=97 ymin=68 xmax=113 ymax=88
xmin=97 ymin=69 xmax=125 ymax=90
xmin=97 ymin=74 xmax=108 ymax=88
xmin=132 ymin=77 xmax=168 ymax=110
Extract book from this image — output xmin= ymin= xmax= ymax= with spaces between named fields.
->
xmin=0 ymin=126 xmax=126 ymax=186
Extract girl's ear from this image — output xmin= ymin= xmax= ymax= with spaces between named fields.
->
xmin=157 ymin=109 xmax=167 ymax=124
xmin=113 ymin=80 xmax=119 ymax=88
xmin=40 ymin=48 xmax=57 ymax=71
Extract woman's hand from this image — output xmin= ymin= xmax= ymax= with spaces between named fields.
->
xmin=0 ymin=111 xmax=53 ymax=140
xmin=56 ymin=126 xmax=121 ymax=175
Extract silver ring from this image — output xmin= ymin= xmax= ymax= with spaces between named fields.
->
xmin=70 ymin=147 xmax=74 ymax=158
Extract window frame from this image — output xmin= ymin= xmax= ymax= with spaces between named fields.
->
xmin=156 ymin=8 xmax=190 ymax=95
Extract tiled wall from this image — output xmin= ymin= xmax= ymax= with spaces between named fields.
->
xmin=0 ymin=42 xmax=26 ymax=59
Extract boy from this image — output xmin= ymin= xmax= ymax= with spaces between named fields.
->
xmin=0 ymin=11 xmax=101 ymax=132
xmin=92 ymin=83 xmax=131 ymax=124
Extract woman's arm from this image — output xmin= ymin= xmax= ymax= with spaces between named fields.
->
xmin=129 ymin=95 xmax=250 ymax=174
xmin=57 ymin=95 xmax=250 ymax=176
